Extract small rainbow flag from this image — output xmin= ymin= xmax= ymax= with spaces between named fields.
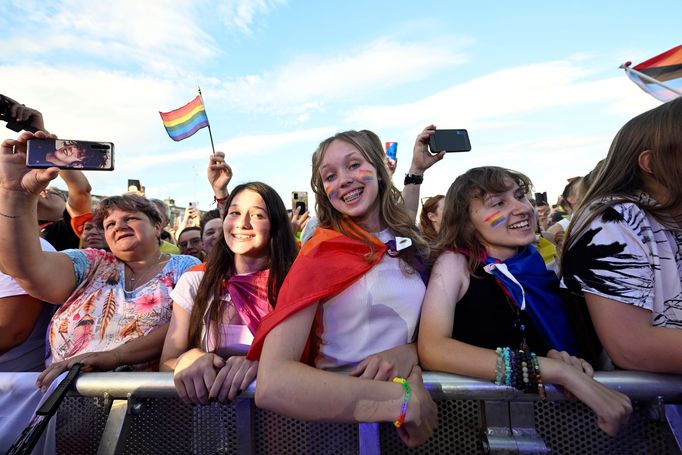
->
xmin=623 ymin=45 xmax=682 ymax=102
xmin=159 ymin=95 xmax=209 ymax=141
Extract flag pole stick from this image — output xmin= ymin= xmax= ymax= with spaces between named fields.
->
xmin=620 ymin=62 xmax=682 ymax=97
xmin=198 ymin=86 xmax=217 ymax=155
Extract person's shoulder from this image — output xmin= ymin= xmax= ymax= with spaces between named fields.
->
xmin=435 ymin=249 xmax=468 ymax=269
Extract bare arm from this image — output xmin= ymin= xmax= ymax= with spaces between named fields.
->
xmin=586 ymin=292 xmax=682 ymax=374
xmin=257 ymin=304 xmax=401 ymax=422
xmin=59 ymin=169 xmax=92 ymax=218
xmin=0 ymin=132 xmax=76 ymax=304
xmin=160 ymin=302 xmax=191 ymax=371
xmin=401 ymin=125 xmax=444 ymax=221
xmin=0 ymin=294 xmax=44 ymax=353
xmin=37 ymin=324 xmax=170 ymax=390
xmin=207 ymin=151 xmax=232 ymax=218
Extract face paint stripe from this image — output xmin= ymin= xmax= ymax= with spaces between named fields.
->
xmin=484 ymin=211 xmax=502 ymax=223
xmin=491 ymin=216 xmax=506 ymax=227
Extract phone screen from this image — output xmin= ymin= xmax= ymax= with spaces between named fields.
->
xmin=26 ymin=139 xmax=114 ymax=170
xmin=428 ymin=129 xmax=471 ymax=153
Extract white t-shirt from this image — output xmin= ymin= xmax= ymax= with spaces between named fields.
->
xmin=562 ymin=196 xmax=682 ymax=328
xmin=314 ymin=229 xmax=426 ymax=370
xmin=0 ymin=239 xmax=57 ymax=371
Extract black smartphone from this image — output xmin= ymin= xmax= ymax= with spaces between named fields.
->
xmin=291 ymin=191 xmax=308 ymax=214
xmin=428 ymin=129 xmax=471 ymax=153
xmin=0 ymin=95 xmax=39 ymax=133
xmin=534 ymin=192 xmax=548 ymax=206
xmin=26 ymin=139 xmax=114 ymax=170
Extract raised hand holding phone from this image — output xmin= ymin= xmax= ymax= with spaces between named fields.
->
xmin=0 ymin=131 xmax=60 ymax=196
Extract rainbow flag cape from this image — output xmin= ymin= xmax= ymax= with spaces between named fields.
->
xmin=623 ymin=45 xmax=682 ymax=102
xmin=247 ymin=221 xmax=387 ymax=364
xmin=159 ymin=95 xmax=209 ymax=141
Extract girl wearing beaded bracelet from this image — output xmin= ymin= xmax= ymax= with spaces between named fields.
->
xmin=418 ymin=166 xmax=632 ymax=437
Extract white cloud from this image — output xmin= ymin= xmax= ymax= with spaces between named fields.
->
xmin=345 ymin=58 xmax=656 ymax=130
xmin=0 ymin=1 xmax=218 ymax=75
xmin=122 ymin=126 xmax=334 ymax=170
xmin=218 ymin=0 xmax=286 ymax=33
xmin=216 ymin=37 xmax=470 ymax=115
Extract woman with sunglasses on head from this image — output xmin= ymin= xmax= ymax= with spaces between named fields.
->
xmin=418 ymin=166 xmax=632 ymax=436
xmin=248 ymin=130 xmax=437 ymax=448
xmin=160 ymin=182 xmax=298 ymax=404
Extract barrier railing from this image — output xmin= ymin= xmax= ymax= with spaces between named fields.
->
xmin=54 ymin=371 xmax=682 ymax=454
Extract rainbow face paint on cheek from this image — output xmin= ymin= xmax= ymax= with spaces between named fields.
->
xmin=358 ymin=169 xmax=374 ymax=182
xmin=484 ymin=211 xmax=506 ymax=227
xmin=324 ymin=185 xmax=337 ymax=201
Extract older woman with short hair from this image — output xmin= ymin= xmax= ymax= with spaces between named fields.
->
xmin=0 ymin=131 xmax=199 ymax=388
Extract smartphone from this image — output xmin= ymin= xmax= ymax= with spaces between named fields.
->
xmin=534 ymin=192 xmax=548 ymax=206
xmin=188 ymin=201 xmax=198 ymax=210
xmin=385 ymin=142 xmax=398 ymax=161
xmin=428 ymin=129 xmax=471 ymax=153
xmin=291 ymin=191 xmax=308 ymax=214
xmin=26 ymin=139 xmax=114 ymax=170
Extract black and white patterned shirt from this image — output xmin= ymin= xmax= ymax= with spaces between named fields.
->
xmin=561 ymin=195 xmax=682 ymax=329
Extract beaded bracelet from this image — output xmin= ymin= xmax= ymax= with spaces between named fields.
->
xmin=495 ymin=347 xmax=504 ymax=385
xmin=392 ymin=377 xmax=411 ymax=428
xmin=503 ymin=347 xmax=512 ymax=386
xmin=530 ymin=353 xmax=546 ymax=399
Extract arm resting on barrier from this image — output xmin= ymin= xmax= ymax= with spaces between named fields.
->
xmin=36 ymin=324 xmax=169 ymax=391
xmin=418 ymin=251 xmax=632 ymax=436
xmin=585 ymin=292 xmax=682 ymax=374
xmin=256 ymin=302 xmax=437 ymax=448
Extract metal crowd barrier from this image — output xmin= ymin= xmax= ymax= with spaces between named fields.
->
xmin=52 ymin=371 xmax=682 ymax=454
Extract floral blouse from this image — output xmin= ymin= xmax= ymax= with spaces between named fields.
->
xmin=48 ymin=249 xmax=199 ymax=365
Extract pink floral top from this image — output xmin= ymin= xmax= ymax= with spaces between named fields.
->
xmin=48 ymin=249 xmax=199 ymax=365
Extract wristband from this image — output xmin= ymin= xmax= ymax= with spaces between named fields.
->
xmin=392 ymin=377 xmax=411 ymax=428
xmin=403 ymin=173 xmax=424 ymax=185
xmin=213 ymin=195 xmax=228 ymax=205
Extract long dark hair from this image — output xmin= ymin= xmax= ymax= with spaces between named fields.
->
xmin=434 ymin=166 xmax=533 ymax=274
xmin=187 ymin=182 xmax=299 ymax=349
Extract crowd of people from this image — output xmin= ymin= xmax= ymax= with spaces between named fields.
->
xmin=1 ymin=94 xmax=681 ymax=448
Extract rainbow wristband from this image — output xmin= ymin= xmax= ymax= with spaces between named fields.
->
xmin=392 ymin=377 xmax=411 ymax=428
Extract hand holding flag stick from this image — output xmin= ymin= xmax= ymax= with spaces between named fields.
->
xmin=159 ymin=87 xmax=216 ymax=154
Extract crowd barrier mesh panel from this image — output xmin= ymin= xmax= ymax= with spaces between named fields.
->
xmin=379 ymin=399 xmax=483 ymax=454
xmin=54 ymin=396 xmax=681 ymax=454
xmin=56 ymin=396 xmax=108 ymax=455
xmin=121 ymin=398 xmax=193 ymax=454
xmin=254 ymin=407 xmax=359 ymax=454
xmin=534 ymin=400 xmax=680 ymax=455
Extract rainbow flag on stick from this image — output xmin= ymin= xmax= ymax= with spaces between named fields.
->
xmin=159 ymin=95 xmax=210 ymax=141
xmin=622 ymin=45 xmax=682 ymax=102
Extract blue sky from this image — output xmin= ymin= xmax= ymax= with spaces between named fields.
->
xmin=0 ymin=1 xmax=677 ymax=211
